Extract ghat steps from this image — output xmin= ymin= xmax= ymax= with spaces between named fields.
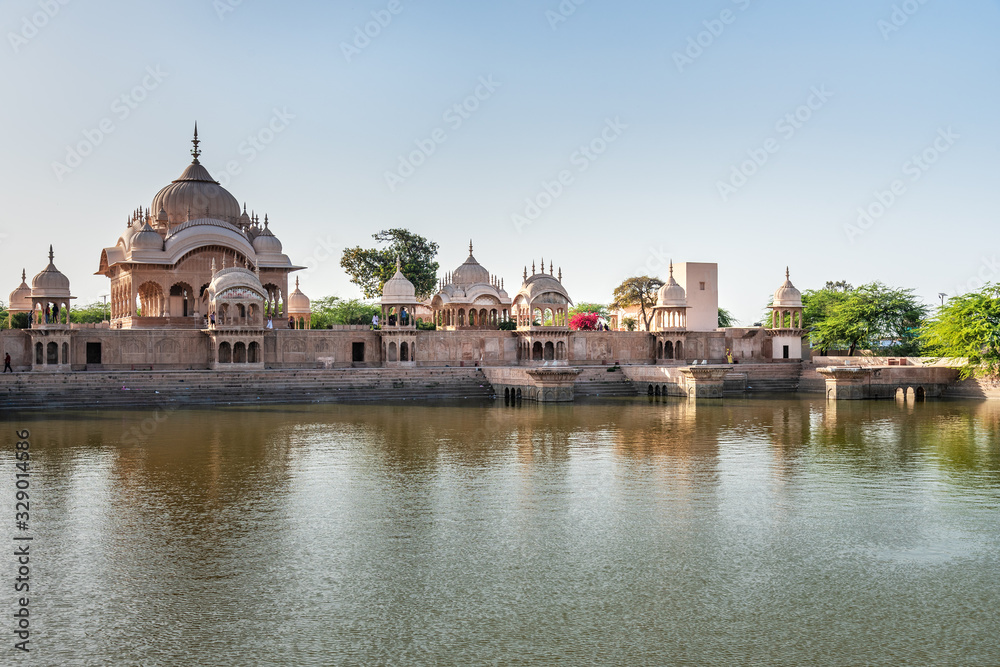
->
xmin=0 ymin=368 xmax=496 ymax=410
xmin=573 ymin=366 xmax=639 ymax=397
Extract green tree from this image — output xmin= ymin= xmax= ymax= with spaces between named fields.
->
xmin=340 ymin=229 xmax=440 ymax=299
xmin=718 ymin=307 xmax=737 ymax=328
xmin=622 ymin=317 xmax=637 ymax=331
xmin=810 ymin=282 xmax=927 ymax=356
xmin=70 ymin=300 xmax=109 ymax=324
xmin=310 ymin=296 xmax=381 ymax=328
xmin=611 ymin=276 xmax=663 ymax=331
xmin=570 ymin=302 xmax=609 ymax=319
xmin=921 ymin=284 xmax=1000 ymax=378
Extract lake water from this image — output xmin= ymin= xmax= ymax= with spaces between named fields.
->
xmin=2 ymin=396 xmax=999 ymax=665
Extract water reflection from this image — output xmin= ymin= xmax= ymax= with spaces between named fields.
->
xmin=1 ymin=397 xmax=998 ymax=665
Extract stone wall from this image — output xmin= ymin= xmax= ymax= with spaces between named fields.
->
xmin=1 ymin=325 xmax=779 ymax=371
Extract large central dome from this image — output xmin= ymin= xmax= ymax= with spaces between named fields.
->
xmin=150 ymin=126 xmax=242 ymax=227
xmin=451 ymin=241 xmax=491 ymax=286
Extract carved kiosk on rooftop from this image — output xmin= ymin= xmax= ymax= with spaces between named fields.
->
xmin=205 ymin=260 xmax=265 ymax=369
xmin=651 ymin=261 xmax=689 ymax=363
xmin=430 ymin=241 xmax=511 ymax=330
xmin=512 ymin=259 xmax=573 ymax=365
xmin=27 ymin=246 xmax=76 ymax=371
xmin=380 ymin=258 xmax=419 ymax=365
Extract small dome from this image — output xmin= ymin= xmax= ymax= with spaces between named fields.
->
xmin=131 ymin=222 xmax=163 ymax=251
xmin=657 ymin=263 xmax=687 ymax=307
xmin=514 ymin=260 xmax=572 ymax=306
xmin=8 ymin=269 xmax=32 ymax=311
xmin=252 ymin=217 xmax=283 ymax=254
xmin=773 ymin=267 xmax=802 ymax=308
xmin=451 ymin=241 xmax=490 ymax=286
xmin=288 ymin=277 xmax=311 ymax=314
xmin=381 ymin=258 xmax=418 ymax=304
xmin=208 ymin=266 xmax=265 ymax=301
xmin=31 ymin=246 xmax=71 ymax=296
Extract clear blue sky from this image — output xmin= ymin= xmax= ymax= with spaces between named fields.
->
xmin=2 ymin=0 xmax=998 ymax=324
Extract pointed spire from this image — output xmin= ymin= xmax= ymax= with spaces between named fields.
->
xmin=211 ymin=257 xmax=216 ymax=275
xmin=469 ymin=239 xmax=474 ymax=255
xmin=395 ymin=256 xmax=401 ymax=272
xmin=557 ymin=267 xmax=562 ymax=282
xmin=295 ymin=277 xmax=300 ymax=289
xmin=669 ymin=260 xmax=674 ymax=279
xmin=786 ymin=266 xmax=790 ymax=280
xmin=191 ymin=122 xmax=201 ymax=163
xmin=501 ymin=277 xmax=504 ymax=290
xmin=532 ymin=261 xmax=536 ymax=275
xmin=21 ymin=269 xmax=26 ymax=282
xmin=264 ymin=214 xmax=269 ymax=228
xmin=549 ymin=261 xmax=553 ymax=275
xmin=48 ymin=245 xmax=54 ymax=264
xmin=524 ymin=266 xmax=528 ymax=281
xmin=221 ymin=254 xmax=226 ymax=269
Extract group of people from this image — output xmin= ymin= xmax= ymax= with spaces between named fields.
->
xmin=32 ymin=304 xmax=60 ymax=324
xmin=371 ymin=308 xmax=409 ymax=330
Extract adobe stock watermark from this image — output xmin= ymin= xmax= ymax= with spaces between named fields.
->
xmin=717 ymin=85 xmax=834 ymax=202
xmin=384 ymin=75 xmax=501 ymax=192
xmin=878 ymin=0 xmax=932 ymax=41
xmin=948 ymin=256 xmax=1000 ymax=299
xmin=632 ymin=245 xmax=673 ymax=278
xmin=120 ymin=401 xmax=180 ymax=446
xmin=546 ymin=0 xmax=587 ymax=31
xmin=340 ymin=0 xmax=408 ymax=63
xmin=300 ymin=234 xmax=342 ymax=275
xmin=511 ymin=117 xmax=627 ymax=233
xmin=215 ymin=108 xmax=296 ymax=188
xmin=844 ymin=126 xmax=959 ymax=243
xmin=212 ymin=0 xmax=244 ymax=21
xmin=51 ymin=66 xmax=169 ymax=183
xmin=672 ymin=0 xmax=753 ymax=74
xmin=8 ymin=0 xmax=72 ymax=54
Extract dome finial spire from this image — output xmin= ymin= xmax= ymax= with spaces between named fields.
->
xmin=48 ymin=245 xmax=54 ymax=264
xmin=469 ymin=239 xmax=474 ymax=256
xmin=295 ymin=276 xmax=300 ymax=289
xmin=21 ymin=268 xmax=26 ymax=282
xmin=786 ymin=266 xmax=790 ymax=280
xmin=191 ymin=122 xmax=201 ymax=163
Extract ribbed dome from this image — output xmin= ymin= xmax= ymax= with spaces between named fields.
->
xmin=657 ymin=263 xmax=686 ymax=307
xmin=31 ymin=246 xmax=71 ymax=295
xmin=208 ymin=266 xmax=265 ymax=300
xmin=131 ymin=222 xmax=163 ymax=251
xmin=119 ymin=221 xmax=139 ymax=249
xmin=8 ymin=269 xmax=31 ymax=310
xmin=381 ymin=259 xmax=418 ymax=303
xmin=287 ymin=277 xmax=311 ymax=313
xmin=451 ymin=241 xmax=490 ymax=286
xmin=773 ymin=268 xmax=803 ymax=308
xmin=252 ymin=218 xmax=283 ymax=254
xmin=151 ymin=129 xmax=241 ymax=226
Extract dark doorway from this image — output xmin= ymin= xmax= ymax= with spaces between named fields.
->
xmin=782 ymin=345 xmax=789 ymax=359
xmin=352 ymin=342 xmax=365 ymax=363
xmin=86 ymin=342 xmax=102 ymax=364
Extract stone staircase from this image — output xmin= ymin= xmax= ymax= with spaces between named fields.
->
xmin=723 ymin=363 xmax=803 ymax=394
xmin=574 ymin=366 xmax=639 ymax=398
xmin=0 ymin=367 xmax=496 ymax=410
